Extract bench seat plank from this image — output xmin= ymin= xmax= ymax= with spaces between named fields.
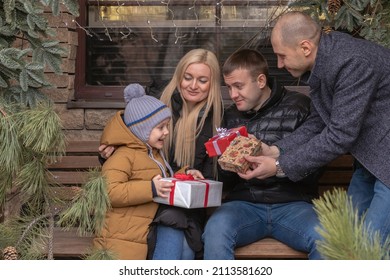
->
xmin=49 ymin=227 xmax=94 ymax=258
xmin=48 ymin=228 xmax=307 ymax=259
xmin=235 ymin=238 xmax=307 ymax=259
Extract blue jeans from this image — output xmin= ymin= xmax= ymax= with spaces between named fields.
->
xmin=202 ymin=200 xmax=322 ymax=260
xmin=152 ymin=225 xmax=195 ymax=260
xmin=348 ymin=163 xmax=390 ymax=243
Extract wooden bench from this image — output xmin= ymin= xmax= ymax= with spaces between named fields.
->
xmin=46 ymin=139 xmax=353 ymax=259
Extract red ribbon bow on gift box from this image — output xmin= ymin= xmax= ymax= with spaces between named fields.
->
xmin=169 ymin=173 xmax=210 ymax=207
xmin=216 ymin=127 xmax=229 ymax=137
xmin=173 ymin=173 xmax=195 ymax=180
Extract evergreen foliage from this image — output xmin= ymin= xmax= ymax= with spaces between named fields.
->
xmin=83 ymin=248 xmax=118 ymax=260
xmin=58 ymin=168 xmax=111 ymax=236
xmin=313 ymin=188 xmax=390 ymax=260
xmin=289 ymin=0 xmax=390 ymax=47
xmin=56 ymin=169 xmax=113 ymax=260
xmin=0 ymin=0 xmax=79 ymax=259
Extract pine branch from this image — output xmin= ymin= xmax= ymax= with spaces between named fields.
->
xmin=0 ymin=106 xmax=7 ymax=117
xmin=15 ymin=212 xmax=53 ymax=248
xmin=313 ymin=188 xmax=390 ymax=260
xmin=57 ymin=169 xmax=110 ymax=235
xmin=17 ymin=219 xmax=51 ymax=260
xmin=0 ymin=172 xmax=13 ymax=208
xmin=84 ymin=248 xmax=117 ymax=260
xmin=18 ymin=102 xmax=66 ymax=154
xmin=47 ymin=212 xmax=55 ymax=260
xmin=0 ymin=109 xmax=23 ymax=174
xmin=0 ymin=220 xmax=20 ymax=249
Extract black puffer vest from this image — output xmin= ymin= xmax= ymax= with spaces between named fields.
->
xmin=221 ymin=78 xmax=322 ymax=203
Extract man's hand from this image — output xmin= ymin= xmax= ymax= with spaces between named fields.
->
xmin=245 ymin=138 xmax=280 ymax=158
xmin=98 ymin=144 xmax=116 ymax=159
xmin=260 ymin=143 xmax=280 ymax=158
xmin=237 ymin=155 xmax=277 ymax=180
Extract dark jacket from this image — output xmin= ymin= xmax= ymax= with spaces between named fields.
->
xmin=276 ymin=31 xmax=390 ymax=188
xmin=221 ymin=78 xmax=321 ymax=203
xmin=147 ymin=90 xmax=216 ymax=260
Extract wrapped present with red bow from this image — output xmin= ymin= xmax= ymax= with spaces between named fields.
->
xmin=204 ymin=126 xmax=248 ymax=157
xmin=218 ymin=135 xmax=262 ymax=173
xmin=153 ymin=174 xmax=223 ymax=208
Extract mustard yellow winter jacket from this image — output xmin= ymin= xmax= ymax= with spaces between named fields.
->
xmin=93 ymin=111 xmax=172 ymax=259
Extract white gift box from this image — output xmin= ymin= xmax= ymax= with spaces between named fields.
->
xmin=153 ymin=176 xmax=223 ymax=209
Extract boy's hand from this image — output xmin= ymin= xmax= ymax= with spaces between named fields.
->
xmin=153 ymin=175 xmax=174 ymax=198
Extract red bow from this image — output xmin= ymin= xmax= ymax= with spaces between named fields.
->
xmin=173 ymin=173 xmax=194 ymax=180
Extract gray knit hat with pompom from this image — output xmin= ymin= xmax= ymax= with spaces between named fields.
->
xmin=123 ymin=83 xmax=171 ymax=142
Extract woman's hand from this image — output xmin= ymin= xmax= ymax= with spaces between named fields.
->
xmin=186 ymin=169 xmax=205 ymax=180
xmin=98 ymin=144 xmax=117 ymax=159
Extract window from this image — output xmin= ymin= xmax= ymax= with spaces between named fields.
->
xmin=74 ymin=0 xmax=296 ymax=103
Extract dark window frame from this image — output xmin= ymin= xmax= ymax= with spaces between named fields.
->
xmin=75 ymin=0 xmax=125 ymax=102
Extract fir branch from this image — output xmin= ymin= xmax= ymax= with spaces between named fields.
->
xmin=15 ymin=212 xmax=54 ymax=248
xmin=84 ymin=248 xmax=117 ymax=260
xmin=0 ymin=220 xmax=20 ymax=250
xmin=14 ymin=213 xmax=56 ymax=260
xmin=0 ymin=172 xmax=13 ymax=208
xmin=18 ymin=102 xmax=66 ymax=154
xmin=313 ymin=188 xmax=390 ymax=260
xmin=85 ymin=170 xmax=110 ymax=233
xmin=57 ymin=169 xmax=110 ymax=235
xmin=0 ymin=105 xmax=7 ymax=116
xmin=0 ymin=110 xmax=23 ymax=173
xmin=0 ymin=214 xmax=52 ymax=260
xmin=47 ymin=212 xmax=54 ymax=260
xmin=15 ymin=153 xmax=51 ymax=212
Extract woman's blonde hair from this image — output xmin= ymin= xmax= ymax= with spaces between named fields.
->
xmin=160 ymin=49 xmax=223 ymax=169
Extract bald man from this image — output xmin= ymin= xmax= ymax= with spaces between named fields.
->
xmin=240 ymin=11 xmax=390 ymax=245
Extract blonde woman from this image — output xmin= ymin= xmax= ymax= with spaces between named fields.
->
xmin=159 ymin=48 xmax=222 ymax=179
xmin=149 ymin=49 xmax=223 ymax=260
